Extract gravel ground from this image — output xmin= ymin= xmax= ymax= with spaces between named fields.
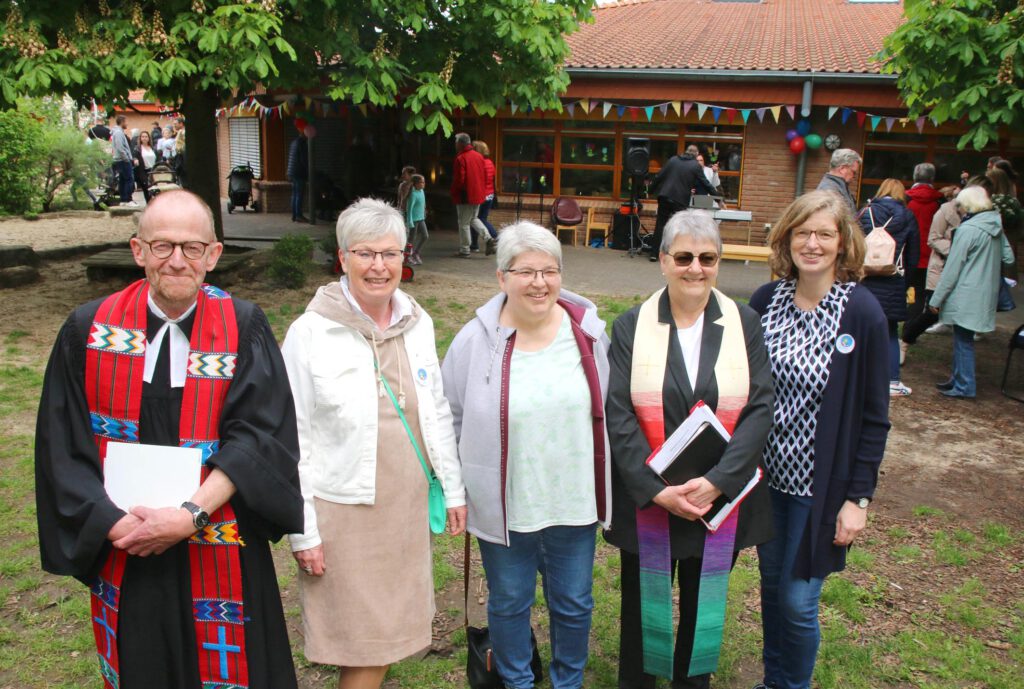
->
xmin=0 ymin=211 xmax=138 ymax=251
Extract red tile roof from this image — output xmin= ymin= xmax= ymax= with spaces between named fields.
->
xmin=567 ymin=0 xmax=904 ymax=74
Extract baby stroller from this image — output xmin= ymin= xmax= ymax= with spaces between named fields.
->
xmin=147 ymin=162 xmax=180 ymax=198
xmin=226 ymin=163 xmax=258 ymax=213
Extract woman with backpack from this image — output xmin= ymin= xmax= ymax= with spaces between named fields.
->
xmin=857 ymin=179 xmax=919 ymax=397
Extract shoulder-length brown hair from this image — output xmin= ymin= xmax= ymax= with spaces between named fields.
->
xmin=875 ymin=178 xmax=906 ymax=203
xmin=767 ymin=190 xmax=866 ymax=283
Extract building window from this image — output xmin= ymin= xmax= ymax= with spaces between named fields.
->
xmin=497 ymin=118 xmax=746 ymax=204
xmin=229 ymin=117 xmax=262 ymax=179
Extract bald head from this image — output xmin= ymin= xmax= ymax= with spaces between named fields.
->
xmin=138 ymin=190 xmax=216 ymax=242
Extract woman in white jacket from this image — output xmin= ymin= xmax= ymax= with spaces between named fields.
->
xmin=281 ymin=198 xmax=466 ymax=689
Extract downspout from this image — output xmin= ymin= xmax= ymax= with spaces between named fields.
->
xmin=794 ymin=79 xmax=813 ymax=197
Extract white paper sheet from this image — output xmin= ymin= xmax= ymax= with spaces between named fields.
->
xmin=103 ymin=442 xmax=202 ymax=511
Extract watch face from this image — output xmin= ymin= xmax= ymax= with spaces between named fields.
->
xmin=194 ymin=511 xmax=210 ymax=528
xmin=824 ymin=134 xmax=842 ymax=151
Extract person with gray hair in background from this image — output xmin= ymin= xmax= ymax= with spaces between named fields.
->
xmin=904 ymin=162 xmax=946 ymax=331
xmin=816 ymin=148 xmax=862 ymax=213
xmin=606 ymin=210 xmax=774 ymax=689
xmin=441 ymin=221 xmax=612 ymax=689
xmin=450 ymin=132 xmax=488 ymax=257
xmin=282 ymin=198 xmax=466 ymax=689
xmin=928 ymin=184 xmax=1017 ymax=399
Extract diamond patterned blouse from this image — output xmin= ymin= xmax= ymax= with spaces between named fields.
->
xmin=761 ymin=280 xmax=854 ymax=496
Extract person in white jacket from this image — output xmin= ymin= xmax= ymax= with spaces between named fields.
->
xmin=281 ymin=198 xmax=466 ymax=689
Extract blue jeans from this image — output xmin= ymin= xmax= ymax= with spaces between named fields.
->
xmin=887 ymin=320 xmax=901 ymax=383
xmin=114 ymin=160 xmax=135 ymax=202
xmin=290 ymin=177 xmax=305 ymax=219
xmin=949 ymin=325 xmax=977 ymax=396
xmin=757 ymin=488 xmax=825 ymax=689
xmin=478 ymin=525 xmax=597 ymax=689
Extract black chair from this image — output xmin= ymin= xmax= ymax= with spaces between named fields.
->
xmin=1000 ymin=324 xmax=1024 ymax=403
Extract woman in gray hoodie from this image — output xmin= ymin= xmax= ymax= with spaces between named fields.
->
xmin=441 ymin=221 xmax=612 ymax=689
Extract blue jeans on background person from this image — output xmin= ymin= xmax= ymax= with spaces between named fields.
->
xmin=757 ymin=488 xmax=825 ymax=689
xmin=290 ymin=177 xmax=306 ymax=220
xmin=949 ymin=324 xmax=977 ymax=397
xmin=114 ymin=160 xmax=134 ymax=203
xmin=477 ymin=524 xmax=597 ymax=689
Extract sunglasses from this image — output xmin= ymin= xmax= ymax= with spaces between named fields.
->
xmin=670 ymin=251 xmax=719 ymax=267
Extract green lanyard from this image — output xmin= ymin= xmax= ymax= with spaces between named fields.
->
xmin=375 ymin=361 xmax=435 ymax=485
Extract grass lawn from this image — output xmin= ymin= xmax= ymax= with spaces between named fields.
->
xmin=1 ymin=258 xmax=1021 ymax=688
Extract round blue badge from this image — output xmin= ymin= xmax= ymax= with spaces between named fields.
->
xmin=836 ymin=333 xmax=855 ymax=354
xmin=417 ymin=367 xmax=428 ymax=385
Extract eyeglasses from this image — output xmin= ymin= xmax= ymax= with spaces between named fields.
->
xmin=670 ymin=252 xmax=719 ymax=268
xmin=505 ymin=267 xmax=562 ymax=281
xmin=141 ymin=239 xmax=210 ymax=260
xmin=348 ymin=249 xmax=404 ymax=263
xmin=792 ymin=228 xmax=839 ymax=243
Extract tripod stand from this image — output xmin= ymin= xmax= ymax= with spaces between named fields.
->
xmin=623 ymin=174 xmax=650 ymax=258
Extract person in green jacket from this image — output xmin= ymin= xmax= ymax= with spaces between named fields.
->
xmin=929 ymin=183 xmax=1016 ymax=399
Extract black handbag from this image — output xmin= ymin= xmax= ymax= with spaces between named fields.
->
xmin=464 ymin=534 xmax=543 ymax=689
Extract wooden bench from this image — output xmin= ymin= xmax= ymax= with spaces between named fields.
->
xmin=721 ymin=243 xmax=771 ymax=262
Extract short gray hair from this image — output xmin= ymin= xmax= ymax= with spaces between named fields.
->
xmin=685 ymin=144 xmax=700 ymax=157
xmin=956 ymin=185 xmax=993 ymax=214
xmin=913 ymin=163 xmax=936 ymax=183
xmin=661 ymin=210 xmax=722 ymax=254
xmin=335 ymin=197 xmax=407 ymax=251
xmin=455 ymin=132 xmax=471 ymax=147
xmin=829 ymin=148 xmax=862 ymax=170
xmin=495 ymin=221 xmax=562 ymax=272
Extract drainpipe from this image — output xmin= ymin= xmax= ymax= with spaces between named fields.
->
xmin=794 ymin=78 xmax=814 ymax=197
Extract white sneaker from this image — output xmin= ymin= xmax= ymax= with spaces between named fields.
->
xmin=889 ymin=381 xmax=912 ymax=397
xmin=925 ymin=323 xmax=950 ymax=335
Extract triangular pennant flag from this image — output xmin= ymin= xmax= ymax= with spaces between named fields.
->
xmin=915 ymin=116 xmax=926 ymax=133
xmin=603 ymin=101 xmax=613 ymax=117
xmin=644 ymin=106 xmax=654 ymax=121
xmin=580 ymin=98 xmax=589 ymax=113
xmin=281 ymin=102 xmax=291 ymax=115
xmin=567 ymin=103 xmax=576 ymax=117
xmin=697 ymin=103 xmax=708 ymax=120
xmin=682 ymin=101 xmax=693 ymax=117
xmin=884 ymin=117 xmax=895 ymax=132
xmin=841 ymin=108 xmax=852 ymax=124
xmin=741 ymin=109 xmax=751 ymax=124
xmin=930 ymin=114 xmax=941 ymax=126
xmin=671 ymin=101 xmax=682 ymax=117
xmin=629 ymin=107 xmax=638 ymax=121
xmin=617 ymin=105 xmax=626 ymax=118
xmin=526 ymin=105 xmax=533 ymax=114
xmin=711 ymin=106 xmax=722 ymax=123
xmin=472 ymin=103 xmax=481 ymax=115
xmin=588 ymin=99 xmax=599 ymax=114
xmin=725 ymin=108 xmax=737 ymax=124
xmin=358 ymin=103 xmax=368 ymax=117
xmin=898 ymin=117 xmax=909 ymax=128
xmin=659 ymin=103 xmax=669 ymax=117
xmin=785 ymin=105 xmax=796 ymax=121
xmin=870 ymin=115 xmax=881 ymax=131
xmin=828 ymin=106 xmax=839 ymax=120
xmin=755 ymin=108 xmax=767 ymax=122
xmin=856 ymin=111 xmax=867 ymax=127
xmin=769 ymin=106 xmax=782 ymax=123
xmin=511 ymin=103 xmax=519 ymax=114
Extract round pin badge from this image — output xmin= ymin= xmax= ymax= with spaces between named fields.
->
xmin=416 ymin=367 xmax=428 ymax=385
xmin=836 ymin=333 xmax=855 ymax=354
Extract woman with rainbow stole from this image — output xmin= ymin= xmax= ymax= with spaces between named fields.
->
xmin=749 ymin=191 xmax=890 ymax=689
xmin=606 ymin=210 xmax=775 ymax=689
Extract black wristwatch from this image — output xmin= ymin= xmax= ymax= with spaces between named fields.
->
xmin=181 ymin=501 xmax=210 ymax=529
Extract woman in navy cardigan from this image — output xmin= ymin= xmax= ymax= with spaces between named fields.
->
xmin=749 ymin=191 xmax=891 ymax=689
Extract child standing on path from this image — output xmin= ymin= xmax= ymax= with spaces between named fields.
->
xmin=407 ymin=174 xmax=428 ymax=265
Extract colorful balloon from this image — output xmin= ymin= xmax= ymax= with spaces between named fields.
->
xmin=303 ymin=124 xmax=317 ymax=139
xmin=294 ymin=117 xmax=307 ymax=131
xmin=789 ymin=136 xmax=806 ymax=154
xmin=805 ymin=133 xmax=823 ymax=150
xmin=796 ymin=119 xmax=812 ymax=136
xmin=786 ymin=129 xmax=799 ymax=142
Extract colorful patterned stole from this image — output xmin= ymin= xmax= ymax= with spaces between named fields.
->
xmin=629 ymin=287 xmax=749 ymax=680
xmin=85 ymin=279 xmax=248 ymax=689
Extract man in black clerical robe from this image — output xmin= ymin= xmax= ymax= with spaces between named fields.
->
xmin=35 ymin=190 xmax=303 ymax=689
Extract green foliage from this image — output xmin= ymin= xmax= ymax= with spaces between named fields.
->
xmin=879 ymin=0 xmax=1024 ymax=149
xmin=0 ymin=108 xmax=44 ymax=214
xmin=0 ymin=1 xmax=595 ymax=139
xmin=267 ymin=233 xmax=314 ymax=289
